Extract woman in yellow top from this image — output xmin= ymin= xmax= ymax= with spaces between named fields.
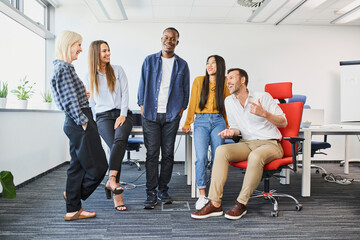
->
xmin=182 ymin=55 xmax=230 ymax=210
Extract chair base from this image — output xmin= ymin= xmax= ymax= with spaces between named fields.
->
xmin=251 ymin=190 xmax=302 ymax=217
xmin=124 ymin=158 xmax=141 ymax=171
xmin=297 ymin=163 xmax=327 ymax=177
xmin=339 ymin=159 xmax=360 ymax=167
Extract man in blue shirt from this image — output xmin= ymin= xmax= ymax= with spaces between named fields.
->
xmin=138 ymin=27 xmax=190 ymax=209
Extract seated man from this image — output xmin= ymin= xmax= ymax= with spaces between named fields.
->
xmin=191 ymin=68 xmax=287 ymax=220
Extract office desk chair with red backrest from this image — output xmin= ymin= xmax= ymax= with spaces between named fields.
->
xmin=230 ymin=82 xmax=304 ymax=217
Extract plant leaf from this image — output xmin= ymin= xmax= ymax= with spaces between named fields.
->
xmin=0 ymin=171 xmax=16 ymax=199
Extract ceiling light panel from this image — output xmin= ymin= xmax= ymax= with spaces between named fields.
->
xmin=332 ymin=4 xmax=360 ymax=24
xmin=336 ymin=0 xmax=360 ymax=14
xmin=83 ymin=0 xmax=127 ymax=22
xmin=102 ymin=0 xmax=127 ymax=20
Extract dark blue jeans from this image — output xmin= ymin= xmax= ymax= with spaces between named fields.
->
xmin=142 ymin=113 xmax=181 ymax=194
xmin=96 ymin=109 xmax=133 ymax=183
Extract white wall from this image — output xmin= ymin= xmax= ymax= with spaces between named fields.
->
xmin=53 ymin=2 xmax=360 ymax=161
xmin=0 ymin=110 xmax=68 ymax=191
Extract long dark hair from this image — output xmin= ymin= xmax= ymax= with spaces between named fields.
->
xmin=199 ymin=55 xmax=226 ymax=113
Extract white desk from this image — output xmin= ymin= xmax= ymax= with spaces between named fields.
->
xmin=299 ymin=125 xmax=360 ymax=197
xmin=130 ymin=127 xmax=195 ymax=196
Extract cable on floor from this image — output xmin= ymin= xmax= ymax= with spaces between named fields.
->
xmin=323 ymin=173 xmax=354 ymax=185
xmin=119 ymin=134 xmax=184 ymax=190
xmin=120 ymin=169 xmax=146 ymax=189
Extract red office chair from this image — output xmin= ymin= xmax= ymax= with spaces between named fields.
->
xmin=230 ymin=82 xmax=304 ymax=217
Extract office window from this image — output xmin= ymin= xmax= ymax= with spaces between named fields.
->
xmin=24 ymin=0 xmax=46 ymax=26
xmin=0 ymin=12 xmax=45 ymax=107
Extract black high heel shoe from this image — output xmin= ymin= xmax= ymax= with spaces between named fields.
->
xmin=105 ymin=175 xmax=124 ymax=199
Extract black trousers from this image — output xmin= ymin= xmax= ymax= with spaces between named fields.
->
xmin=96 ymin=109 xmax=133 ymax=183
xmin=63 ymin=108 xmax=108 ymax=212
xmin=142 ymin=113 xmax=181 ymax=194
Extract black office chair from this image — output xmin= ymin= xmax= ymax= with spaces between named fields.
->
xmin=288 ymin=95 xmax=330 ymax=175
xmin=125 ymin=111 xmax=143 ymax=171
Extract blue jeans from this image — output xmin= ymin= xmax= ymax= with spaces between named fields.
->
xmin=142 ymin=113 xmax=181 ymax=194
xmin=194 ymin=113 xmax=226 ymax=189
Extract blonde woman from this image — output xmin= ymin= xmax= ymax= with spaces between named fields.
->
xmin=50 ymin=31 xmax=108 ymax=221
xmin=182 ymin=55 xmax=230 ymax=210
xmin=85 ymin=40 xmax=133 ymax=211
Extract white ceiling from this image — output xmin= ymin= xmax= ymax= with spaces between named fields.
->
xmin=58 ymin=0 xmax=360 ymax=26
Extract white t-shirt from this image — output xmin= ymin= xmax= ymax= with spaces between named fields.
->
xmin=225 ymin=90 xmax=285 ymax=140
xmin=157 ymin=56 xmax=174 ymax=113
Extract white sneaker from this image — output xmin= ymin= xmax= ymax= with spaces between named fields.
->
xmin=195 ymin=195 xmax=209 ymax=210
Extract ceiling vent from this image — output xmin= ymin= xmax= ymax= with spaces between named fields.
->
xmin=237 ymin=0 xmax=265 ymax=8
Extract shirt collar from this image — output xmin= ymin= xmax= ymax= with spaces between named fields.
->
xmin=156 ymin=50 xmax=178 ymax=61
xmin=53 ymin=59 xmax=73 ymax=67
xmin=230 ymin=89 xmax=252 ymax=107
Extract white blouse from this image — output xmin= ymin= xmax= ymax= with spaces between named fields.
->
xmin=84 ymin=64 xmax=129 ymax=116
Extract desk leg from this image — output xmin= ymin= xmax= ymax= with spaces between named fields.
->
xmin=191 ymin=135 xmax=198 ymax=198
xmin=185 ymin=134 xmax=192 ymax=185
xmin=302 ymin=130 xmax=311 ymax=197
xmin=345 ymin=135 xmax=350 ymax=174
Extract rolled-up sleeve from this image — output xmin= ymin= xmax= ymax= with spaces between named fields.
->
xmin=182 ymin=63 xmax=190 ymax=110
xmin=137 ymin=58 xmax=147 ymax=107
xmin=119 ymin=66 xmax=129 ymax=117
xmin=52 ymin=66 xmax=88 ymax=125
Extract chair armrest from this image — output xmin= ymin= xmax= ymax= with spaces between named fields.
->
xmin=283 ymin=137 xmax=304 ymax=172
xmin=232 ymin=135 xmax=242 ymax=143
xmin=283 ymin=137 xmax=304 ymax=143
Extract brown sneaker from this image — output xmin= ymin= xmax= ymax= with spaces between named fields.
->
xmin=191 ymin=201 xmax=223 ymax=219
xmin=224 ymin=201 xmax=247 ymax=220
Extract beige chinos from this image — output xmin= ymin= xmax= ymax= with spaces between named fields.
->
xmin=208 ymin=139 xmax=283 ymax=205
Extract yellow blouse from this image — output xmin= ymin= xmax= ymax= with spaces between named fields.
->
xmin=184 ymin=76 xmax=231 ymax=128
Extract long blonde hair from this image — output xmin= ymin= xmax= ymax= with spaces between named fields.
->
xmin=55 ymin=30 xmax=82 ymax=62
xmin=88 ymin=40 xmax=116 ymax=95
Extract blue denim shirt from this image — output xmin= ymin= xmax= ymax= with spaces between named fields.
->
xmin=137 ymin=51 xmax=190 ymax=122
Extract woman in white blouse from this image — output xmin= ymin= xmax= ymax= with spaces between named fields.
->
xmin=85 ymin=40 xmax=133 ymax=211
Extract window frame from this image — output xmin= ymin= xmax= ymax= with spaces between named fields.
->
xmin=0 ymin=0 xmax=56 ymax=104
xmin=0 ymin=0 xmax=54 ymax=39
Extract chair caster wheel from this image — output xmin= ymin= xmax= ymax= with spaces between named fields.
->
xmin=271 ymin=211 xmax=278 ymax=217
xmin=296 ymin=204 xmax=303 ymax=211
xmin=322 ymin=173 xmax=327 ymax=178
xmin=315 ymin=169 xmax=320 ymax=174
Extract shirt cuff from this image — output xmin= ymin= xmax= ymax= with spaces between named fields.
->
xmin=121 ymin=107 xmax=128 ymax=117
xmin=78 ymin=113 xmax=89 ymax=125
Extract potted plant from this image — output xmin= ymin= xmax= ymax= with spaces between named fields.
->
xmin=41 ymin=90 xmax=53 ymax=110
xmin=0 ymin=81 xmax=8 ymax=108
xmin=0 ymin=171 xmax=16 ymax=199
xmin=11 ymin=76 xmax=35 ymax=109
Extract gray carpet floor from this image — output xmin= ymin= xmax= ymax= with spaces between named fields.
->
xmin=1 ymin=162 xmax=360 ymax=239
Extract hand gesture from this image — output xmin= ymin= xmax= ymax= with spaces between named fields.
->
xmin=84 ymin=86 xmax=90 ymax=99
xmin=249 ymin=99 xmax=266 ymax=118
xmin=114 ymin=116 xmax=126 ymax=129
xmin=218 ymin=128 xmax=235 ymax=138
